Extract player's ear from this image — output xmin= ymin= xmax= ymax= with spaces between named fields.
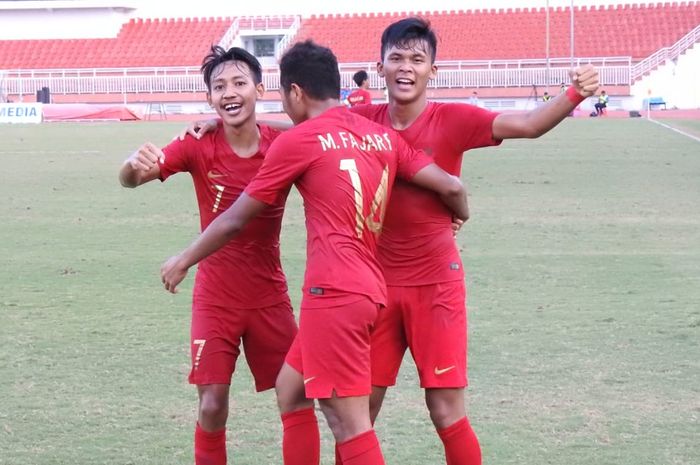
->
xmin=427 ymin=62 xmax=438 ymax=81
xmin=256 ymin=82 xmax=265 ymax=99
xmin=376 ymin=62 xmax=385 ymax=77
xmin=206 ymin=92 xmax=213 ymax=107
xmin=290 ymin=83 xmax=303 ymax=103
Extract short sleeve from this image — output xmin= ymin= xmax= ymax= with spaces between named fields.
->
xmin=439 ymin=104 xmax=502 ymax=153
xmin=159 ymin=137 xmax=195 ymax=181
xmin=245 ymin=132 xmax=311 ymax=205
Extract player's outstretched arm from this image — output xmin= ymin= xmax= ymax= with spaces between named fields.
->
xmin=160 ymin=193 xmax=268 ymax=293
xmin=492 ymin=64 xmax=600 ymax=140
xmin=119 ymin=142 xmax=164 ymax=188
xmin=176 ymin=118 xmax=294 ymax=141
xmin=411 ymin=164 xmax=469 ymax=221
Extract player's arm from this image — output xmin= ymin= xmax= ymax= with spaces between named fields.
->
xmin=177 ymin=118 xmax=293 ymax=140
xmin=160 ymin=193 xmax=268 ymax=293
xmin=411 ymin=164 xmax=469 ymax=221
xmin=492 ymin=65 xmax=600 ymax=140
xmin=119 ymin=142 xmax=164 ymax=188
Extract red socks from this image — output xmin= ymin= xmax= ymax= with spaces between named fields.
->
xmin=281 ymin=407 xmax=320 ymax=465
xmin=437 ymin=417 xmax=482 ymax=465
xmin=194 ymin=422 xmax=226 ymax=465
xmin=337 ymin=429 xmax=385 ymax=465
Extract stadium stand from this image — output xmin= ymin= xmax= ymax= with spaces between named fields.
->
xmin=0 ymin=17 xmax=233 ymax=69
xmin=0 ymin=2 xmax=698 ymax=110
xmin=1 ymin=4 xmax=698 ymax=69
xmin=293 ymin=4 xmax=700 ymax=62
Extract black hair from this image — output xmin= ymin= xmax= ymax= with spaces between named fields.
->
xmin=380 ymin=17 xmax=437 ymax=63
xmin=200 ymin=45 xmax=263 ymax=91
xmin=279 ymin=40 xmax=340 ymax=100
xmin=352 ymin=70 xmax=368 ymax=87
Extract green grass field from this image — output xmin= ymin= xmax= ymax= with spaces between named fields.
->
xmin=1 ymin=118 xmax=698 ymax=465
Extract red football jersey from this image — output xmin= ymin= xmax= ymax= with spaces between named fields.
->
xmin=159 ymin=123 xmax=289 ymax=308
xmin=347 ymin=89 xmax=371 ymax=107
xmin=351 ymin=102 xmax=501 ymax=285
xmin=245 ymin=106 xmax=432 ymax=306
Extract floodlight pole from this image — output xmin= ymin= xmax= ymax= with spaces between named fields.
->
xmin=545 ymin=0 xmax=550 ymax=93
xmin=570 ymin=0 xmax=575 ymax=67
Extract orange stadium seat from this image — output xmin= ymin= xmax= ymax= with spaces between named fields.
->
xmin=1 ymin=5 xmax=699 ymax=70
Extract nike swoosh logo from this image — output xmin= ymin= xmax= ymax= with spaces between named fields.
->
xmin=434 ymin=365 xmax=455 ymax=376
xmin=303 ymin=376 xmax=316 ymax=385
xmin=207 ymin=170 xmax=226 ymax=179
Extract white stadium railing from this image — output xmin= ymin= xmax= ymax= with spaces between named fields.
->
xmin=1 ymin=56 xmax=633 ymax=98
xmin=631 ymin=24 xmax=700 ymax=80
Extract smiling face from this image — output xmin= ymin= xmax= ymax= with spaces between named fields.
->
xmin=206 ymin=60 xmax=264 ymax=128
xmin=377 ymin=39 xmax=437 ymax=105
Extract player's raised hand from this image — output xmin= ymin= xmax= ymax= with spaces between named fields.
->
xmin=126 ymin=142 xmax=164 ymax=171
xmin=161 ymin=255 xmax=189 ymax=294
xmin=177 ymin=118 xmax=219 ymax=141
xmin=569 ymin=65 xmax=600 ymax=98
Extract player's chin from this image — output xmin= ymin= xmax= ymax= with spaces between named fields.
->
xmin=219 ymin=108 xmax=253 ymax=126
xmin=391 ymin=89 xmax=420 ymax=104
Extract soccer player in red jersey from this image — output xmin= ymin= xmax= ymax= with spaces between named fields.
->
xmin=118 ymin=46 xmax=307 ymax=465
xmin=160 ymin=40 xmax=469 ymax=465
xmin=345 ymin=17 xmax=601 ymax=465
xmin=346 ymin=70 xmax=372 ymax=107
xmin=177 ymin=20 xmax=599 ymax=465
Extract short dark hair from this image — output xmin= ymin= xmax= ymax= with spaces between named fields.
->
xmin=352 ymin=70 xmax=368 ymax=87
xmin=200 ymin=45 xmax=263 ymax=91
xmin=380 ymin=17 xmax=437 ymax=63
xmin=279 ymin=40 xmax=340 ymax=100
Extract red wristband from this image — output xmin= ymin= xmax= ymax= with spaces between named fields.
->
xmin=566 ymin=86 xmax=586 ymax=105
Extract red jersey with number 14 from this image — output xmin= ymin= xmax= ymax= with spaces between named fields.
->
xmin=245 ymin=106 xmax=433 ymax=306
xmin=159 ymin=123 xmax=289 ymax=309
xmin=351 ymin=102 xmax=501 ymax=286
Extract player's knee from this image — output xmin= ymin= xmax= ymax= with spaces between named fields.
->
xmin=275 ymin=382 xmax=311 ymax=414
xmin=425 ymin=390 xmax=465 ymax=428
xmin=199 ymin=392 xmax=228 ymax=421
xmin=319 ymin=404 xmax=343 ymax=434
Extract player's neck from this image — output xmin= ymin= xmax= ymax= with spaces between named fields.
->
xmin=223 ymin=117 xmax=260 ymax=158
xmin=306 ymin=99 xmax=343 ymax=120
xmin=387 ymin=95 xmax=429 ymax=131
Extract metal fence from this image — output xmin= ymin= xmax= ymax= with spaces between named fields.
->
xmin=1 ymin=57 xmax=634 ymax=98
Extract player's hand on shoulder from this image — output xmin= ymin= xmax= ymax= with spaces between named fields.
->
xmin=569 ymin=64 xmax=600 ymax=98
xmin=127 ymin=142 xmax=163 ymax=171
xmin=177 ymin=118 xmax=219 ymax=141
xmin=160 ymin=254 xmax=189 ymax=294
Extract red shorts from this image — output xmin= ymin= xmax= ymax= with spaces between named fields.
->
xmin=189 ymin=298 xmax=297 ymax=391
xmin=370 ymin=280 xmax=467 ymax=389
xmin=285 ymin=293 xmax=380 ymax=399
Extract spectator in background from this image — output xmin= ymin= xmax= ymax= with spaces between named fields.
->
xmin=347 ymin=70 xmax=372 ymax=106
xmin=468 ymin=91 xmax=479 ymax=107
xmin=595 ymin=90 xmax=608 ymax=116
xmin=542 ymin=91 xmax=551 ymax=102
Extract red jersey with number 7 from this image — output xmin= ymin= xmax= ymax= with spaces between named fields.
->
xmin=245 ymin=106 xmax=433 ymax=306
xmin=158 ymin=122 xmax=289 ymax=309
